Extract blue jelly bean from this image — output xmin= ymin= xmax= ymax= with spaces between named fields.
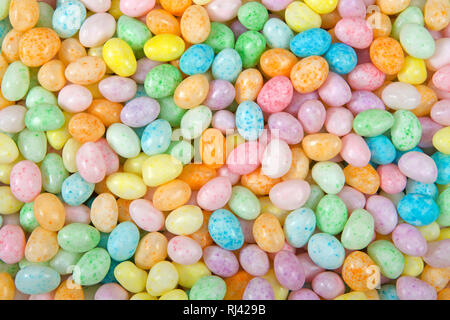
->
xmin=180 ymin=44 xmax=215 ymax=76
xmin=212 ymin=48 xmax=242 ymax=83
xmin=141 ymin=119 xmax=172 ymax=156
xmin=107 ymin=222 xmax=140 ymax=261
xmin=235 ymin=100 xmax=264 ymax=141
xmin=208 ymin=209 xmax=244 ymax=250
xmin=61 ymin=172 xmax=95 ymax=206
xmin=307 ymin=233 xmax=345 ymax=270
xmin=365 ymin=135 xmax=397 ymax=165
xmin=397 ymin=193 xmax=439 ymax=226
xmin=283 ymin=208 xmax=316 ymax=248
xmin=290 ymin=28 xmax=331 ymax=58
xmin=52 ymin=0 xmax=86 ymax=39
xmin=378 ymin=284 xmax=399 ymax=300
xmin=15 ymin=266 xmax=61 ymax=295
xmin=262 ymin=18 xmax=294 ymax=50
xmin=101 ymin=258 xmax=121 ymax=284
xmin=324 ymin=43 xmax=357 ymax=74
xmin=431 ymin=152 xmax=450 ymax=185
xmin=406 ymin=179 xmax=438 ymax=200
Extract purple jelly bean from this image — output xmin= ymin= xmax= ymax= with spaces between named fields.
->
xmin=120 ymin=97 xmax=160 ymax=128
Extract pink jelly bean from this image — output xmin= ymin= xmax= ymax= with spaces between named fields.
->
xmin=274 ymin=250 xmax=305 ymax=291
xmin=347 ymin=63 xmax=385 ymax=91
xmin=396 ymin=277 xmax=437 ymax=300
xmin=340 ymin=133 xmax=371 ymax=167
xmin=98 ymin=76 xmax=137 ymax=103
xmin=335 ymin=18 xmax=373 ymax=49
xmin=0 ymin=105 xmax=26 ymax=133
xmin=427 ymin=38 xmax=450 ymax=71
xmin=392 ymin=223 xmax=427 ymax=256
xmin=167 ymin=235 xmax=203 ymax=265
xmin=132 ymin=58 xmax=162 ymax=84
xmin=312 ymin=272 xmax=345 ymax=300
xmin=0 ymin=225 xmax=25 ymax=264
xmin=76 ymin=142 xmax=107 ymax=184
xmin=79 ymin=13 xmax=116 ymax=48
xmin=325 ymin=107 xmax=354 ymax=137
xmin=129 ymin=199 xmax=164 ymax=232
xmin=285 ymin=91 xmax=319 ymax=116
xmin=203 ymin=245 xmax=239 ymax=277
xmin=338 ymin=0 xmax=366 ymax=18
xmin=57 ymin=84 xmax=93 ymax=113
xmin=338 ymin=186 xmax=366 ymax=213
xmin=418 ymin=117 xmax=443 ymax=148
xmin=80 ymin=0 xmax=111 ymax=13
xmin=430 ymin=99 xmax=450 ymax=126
xmin=243 ymin=277 xmax=275 ymax=300
xmin=423 ymin=240 xmax=450 ymax=268
xmin=212 ymin=110 xmax=236 ymax=134
xmin=377 ymin=164 xmax=407 ymax=194
xmin=262 ymin=0 xmax=293 ymax=11
xmin=204 ymin=80 xmax=236 ymax=111
xmin=64 ymin=204 xmax=91 ymax=225
xmin=365 ymin=195 xmax=398 ymax=235
xmin=239 ymin=244 xmax=270 ymax=276
xmin=206 ymin=0 xmax=242 ymax=22
xmin=227 ymin=141 xmax=264 ymax=175
xmin=346 ymin=90 xmax=385 ymax=115
xmin=95 ymin=283 xmax=129 ymax=300
xmin=428 ymin=80 xmax=450 ymax=100
xmin=269 ymin=179 xmax=311 ymax=211
xmin=268 ymin=112 xmax=304 ymax=144
xmin=398 ymin=151 xmax=438 ymax=184
xmin=94 ymin=138 xmax=119 ymax=176
xmin=297 ymin=100 xmax=326 ymax=133
xmin=196 ymin=176 xmax=232 ymax=211
xmin=257 ymin=76 xmax=293 ymax=113
xmin=432 ymin=64 xmax=450 ymax=92
xmin=296 ymin=252 xmax=325 ymax=282
xmin=10 ymin=160 xmax=41 ymax=203
xmin=217 ymin=165 xmax=241 ymax=185
xmin=288 ymin=288 xmax=320 ymax=300
xmin=318 ymin=72 xmax=352 ymax=107
xmin=261 ymin=139 xmax=292 ymax=179
xmin=119 ymin=0 xmax=155 ymax=17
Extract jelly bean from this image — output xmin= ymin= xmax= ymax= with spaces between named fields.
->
xmin=235 ymin=31 xmax=266 ymax=69
xmin=146 ymin=261 xmax=178 ymax=296
xmin=307 ymin=233 xmax=345 ymax=270
xmin=262 ymin=18 xmax=293 ymax=51
xmin=0 ymin=272 xmax=15 ymax=300
xmin=0 ymin=225 xmax=25 ymax=264
xmin=237 ymin=2 xmax=268 ymax=31
xmin=243 ymin=277 xmax=274 ymax=300
xmin=114 ymin=261 xmax=147 ymax=293
xmin=9 ymin=0 xmax=39 ymax=32
xmin=52 ymin=0 xmax=86 ymax=38
xmin=19 ymin=28 xmax=61 ymax=67
xmin=180 ymin=4 xmax=210 ymax=44
xmin=57 ymin=223 xmax=100 ymax=253
xmin=391 ymin=110 xmax=422 ymax=151
xmin=290 ymin=56 xmax=329 ymax=93
xmin=392 ymin=223 xmax=428 ymax=257
xmin=37 ymin=60 xmax=66 ymax=92
xmin=260 ymin=49 xmax=298 ymax=80
xmin=79 ymin=13 xmax=115 ymax=50
xmin=1 ymin=61 xmax=30 ymax=101
xmin=369 ymin=37 xmax=404 ymax=75
xmin=341 ymin=208 xmax=374 ymax=250
xmin=285 ymin=1 xmax=321 ymax=32
xmin=103 ymin=38 xmax=137 ymax=77
xmin=269 ymin=179 xmax=310 ymax=211
xmin=422 ymin=239 xmax=450 ymax=268
xmin=61 ymin=172 xmax=95 ymax=206
xmin=196 ymin=176 xmax=230 ymax=211
xmin=0 ymin=105 xmax=26 ymax=133
xmin=68 ymin=112 xmax=105 ymax=143
xmin=15 ymin=266 xmax=60 ymax=295
xmin=49 ymin=249 xmax=82 ymax=275
xmin=17 ymin=129 xmax=45 ymax=163
xmin=432 ymin=64 xmax=450 ymax=92
xmin=258 ymin=76 xmax=294 ymax=114
xmin=365 ymin=195 xmax=398 ymax=234
xmin=283 ymin=208 xmax=315 ymax=248
xmin=106 ymin=123 xmax=140 ymax=159
xmin=144 ymin=64 xmax=182 ymax=99
xmin=398 ymin=151 xmax=438 ymax=184
xmin=382 ymin=82 xmax=421 ymax=110
xmin=73 ymin=247 xmax=110 ymax=286
xmin=117 ymin=15 xmax=151 ymax=55
xmin=324 ymin=43 xmax=357 ymax=75
xmin=290 ymin=28 xmax=331 ymax=58
xmin=302 ymin=133 xmax=342 ymax=161
xmin=134 ymin=232 xmax=167 ymax=270
xmin=151 ymin=179 xmax=190 ymax=212
xmin=312 ymin=161 xmax=345 ymax=194
xmin=311 ymin=271 xmax=345 ymax=299
xmin=365 ymin=135 xmax=396 ymax=165
xmin=353 ymin=109 xmax=394 ymax=137
xmin=315 ymin=194 xmax=347 ymax=235
xmin=167 ymin=235 xmax=202 ymax=266
xmin=396 ymin=276 xmax=437 ymax=300
xmin=207 ymin=208 xmax=243 ymax=250
xmin=367 ymin=240 xmax=404 ymax=279
xmin=19 ymin=202 xmax=39 ymax=233
xmin=261 ymin=139 xmax=292 ymax=179
xmin=189 ymin=275 xmax=226 ymax=300
xmin=179 ymin=45 xmax=214 ymax=77
xmin=202 ymin=246 xmax=237 ymax=278
xmin=212 ymin=48 xmax=243 ymax=83
xmin=239 ymin=244 xmax=269 ymax=277
xmin=348 ymin=63 xmax=386 ymax=91
xmin=95 ymin=283 xmax=129 ymax=300
xmin=99 ymin=76 xmax=137 ymax=103
xmin=143 ymin=34 xmax=184 ymax=63
xmin=273 ymin=250 xmax=305 ymax=291
xmin=400 ymin=24 xmax=435 ymax=60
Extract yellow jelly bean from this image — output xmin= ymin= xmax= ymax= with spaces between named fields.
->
xmin=438 ymin=227 xmax=450 ymax=240
xmin=433 ymin=127 xmax=450 ymax=154
xmin=193 ymin=0 xmax=211 ymax=5
xmin=146 ymin=261 xmax=179 ymax=296
xmin=174 ymin=261 xmax=211 ymax=289
xmin=114 ymin=261 xmax=148 ymax=293
xmin=418 ymin=221 xmax=441 ymax=241
xmin=46 ymin=112 xmax=72 ymax=150
xmin=144 ymin=34 xmax=185 ymax=62
xmin=397 ymin=56 xmax=427 ymax=85
xmin=0 ymin=186 xmax=23 ymax=215
xmin=335 ymin=291 xmax=368 ymax=300
xmin=62 ymin=138 xmax=82 ymax=173
xmin=109 ymin=0 xmax=123 ymax=20
xmin=285 ymin=1 xmax=322 ymax=33
xmin=0 ymin=272 xmax=15 ymax=300
xmin=159 ymin=289 xmax=188 ymax=300
xmin=123 ymin=153 xmax=149 ymax=176
xmin=106 ymin=173 xmax=147 ymax=200
xmin=102 ymin=38 xmax=137 ymax=77
xmin=142 ymin=154 xmax=183 ymax=187
xmin=0 ymin=133 xmax=19 ymax=164
xmin=262 ymin=269 xmax=289 ymax=300
xmin=402 ymin=255 xmax=424 ymax=277
xmin=304 ymin=0 xmax=338 ymax=14
xmin=259 ymin=197 xmax=290 ymax=225
xmin=165 ymin=205 xmax=203 ymax=235
xmin=130 ymin=292 xmax=157 ymax=300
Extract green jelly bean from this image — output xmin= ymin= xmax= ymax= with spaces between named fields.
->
xmin=303 ymin=184 xmax=325 ymax=210
xmin=180 ymin=105 xmax=212 ymax=140
xmin=106 ymin=123 xmax=141 ymax=159
xmin=437 ymin=187 xmax=450 ymax=227
xmin=49 ymin=249 xmax=83 ymax=275
xmin=166 ymin=140 xmax=194 ymax=165
xmin=25 ymin=105 xmax=65 ymax=131
xmin=235 ymin=31 xmax=267 ymax=68
xmin=390 ymin=110 xmax=422 ymax=151
xmin=315 ymin=194 xmax=348 ymax=235
xmin=36 ymin=2 xmax=54 ymax=28
xmin=204 ymin=22 xmax=235 ymax=54
xmin=399 ymin=23 xmax=435 ymax=59
xmin=0 ymin=18 xmax=12 ymax=47
xmin=391 ymin=7 xmax=424 ymax=39
xmin=25 ymin=86 xmax=57 ymax=109
xmin=189 ymin=275 xmax=226 ymax=300
xmin=144 ymin=64 xmax=182 ymax=99
xmin=1 ymin=61 xmax=30 ymax=101
xmin=0 ymin=261 xmax=19 ymax=277
xmin=0 ymin=0 xmax=11 ymax=21
xmin=341 ymin=209 xmax=374 ymax=250
xmin=117 ymin=15 xmax=152 ymax=53
xmin=41 ymin=153 xmax=69 ymax=194
xmin=157 ymin=96 xmax=186 ymax=127
xmin=367 ymin=240 xmax=404 ymax=279
xmin=57 ymin=223 xmax=101 ymax=253
xmin=73 ymin=247 xmax=111 ymax=286
xmin=238 ymin=1 xmax=269 ymax=31
xmin=18 ymin=129 xmax=47 ymax=163
xmin=229 ymin=186 xmax=261 ymax=220
xmin=312 ymin=161 xmax=345 ymax=195
xmin=353 ymin=109 xmax=395 ymax=137
xmin=19 ymin=202 xmax=39 ymax=233
xmin=19 ymin=258 xmax=50 ymax=269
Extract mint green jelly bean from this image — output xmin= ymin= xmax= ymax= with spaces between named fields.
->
xmin=41 ymin=153 xmax=69 ymax=194
xmin=106 ymin=123 xmax=141 ymax=159
xmin=180 ymin=105 xmax=212 ymax=140
xmin=36 ymin=2 xmax=54 ymax=29
xmin=235 ymin=31 xmax=267 ymax=68
xmin=437 ymin=187 xmax=450 ymax=227
xmin=229 ymin=186 xmax=261 ymax=220
xmin=315 ymin=194 xmax=348 ymax=235
xmin=368 ymin=240 xmax=405 ymax=279
xmin=57 ymin=223 xmax=101 ymax=253
xmin=312 ymin=161 xmax=345 ymax=195
xmin=189 ymin=275 xmax=226 ymax=300
xmin=49 ymin=249 xmax=82 ymax=275
xmin=144 ymin=64 xmax=182 ymax=99
xmin=391 ymin=110 xmax=422 ymax=151
xmin=73 ymin=247 xmax=111 ymax=286
xmin=19 ymin=202 xmax=39 ymax=233
xmin=1 ymin=61 xmax=30 ymax=101
xmin=117 ymin=15 xmax=152 ymax=53
xmin=0 ymin=0 xmax=11 ymax=20
xmin=353 ymin=109 xmax=395 ymax=137
xmin=238 ymin=1 xmax=269 ymax=31
xmin=204 ymin=22 xmax=235 ymax=54
xmin=391 ymin=6 xmax=424 ymax=39
xmin=25 ymin=105 xmax=65 ymax=131
xmin=166 ymin=140 xmax=194 ymax=165
xmin=341 ymin=209 xmax=375 ymax=250
xmin=399 ymin=23 xmax=435 ymax=59
xmin=18 ymin=129 xmax=47 ymax=163
xmin=25 ymin=86 xmax=57 ymax=109
xmin=157 ymin=96 xmax=186 ymax=127
xmin=303 ymin=184 xmax=325 ymax=210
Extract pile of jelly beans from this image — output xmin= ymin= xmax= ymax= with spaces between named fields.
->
xmin=0 ymin=0 xmax=449 ymax=301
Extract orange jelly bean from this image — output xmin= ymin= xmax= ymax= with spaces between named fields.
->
xmin=117 ymin=198 xmax=133 ymax=222
xmin=18 ymin=28 xmax=61 ymax=67
xmin=173 ymin=74 xmax=209 ymax=109
xmin=370 ymin=37 xmax=405 ymax=75
xmin=68 ymin=113 xmax=106 ymax=143
xmin=54 ymin=278 xmax=85 ymax=300
xmin=366 ymin=12 xmax=392 ymax=38
xmin=420 ymin=265 xmax=450 ymax=292
xmin=152 ymin=179 xmax=192 ymax=211
xmin=9 ymin=0 xmax=39 ymax=32
xmin=200 ymin=128 xmax=226 ymax=168
xmin=33 ymin=193 xmax=66 ymax=231
xmin=178 ymin=164 xmax=217 ymax=190
xmin=189 ymin=211 xmax=213 ymax=249
xmin=58 ymin=38 xmax=87 ymax=65
xmin=377 ymin=0 xmax=410 ymax=15
xmin=65 ymin=56 xmax=107 ymax=85
xmin=87 ymin=99 xmax=123 ymax=127
xmin=282 ymin=146 xmax=310 ymax=181
xmin=302 ymin=133 xmax=342 ymax=161
xmin=224 ymin=271 xmax=253 ymax=300
xmin=241 ymin=168 xmax=282 ymax=196
xmin=253 ymin=213 xmax=285 ymax=253
xmin=342 ymin=251 xmax=378 ymax=291
xmin=259 ymin=48 xmax=298 ymax=78
xmin=25 ymin=227 xmax=59 ymax=262
xmin=321 ymin=10 xmax=341 ymax=29
xmin=134 ymin=232 xmax=168 ymax=270
xmin=290 ymin=56 xmax=329 ymax=93
xmin=0 ymin=272 xmax=15 ymax=300
xmin=181 ymin=5 xmax=211 ymax=44
xmin=411 ymin=84 xmax=438 ymax=117
xmin=146 ymin=9 xmax=181 ymax=35
xmin=438 ymin=288 xmax=450 ymax=300
xmin=37 ymin=59 xmax=67 ymax=92
xmin=160 ymin=0 xmax=192 ymax=16
xmin=343 ymin=164 xmax=380 ymax=195
xmin=2 ymin=29 xmax=23 ymax=62
xmin=235 ymin=68 xmax=264 ymax=104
